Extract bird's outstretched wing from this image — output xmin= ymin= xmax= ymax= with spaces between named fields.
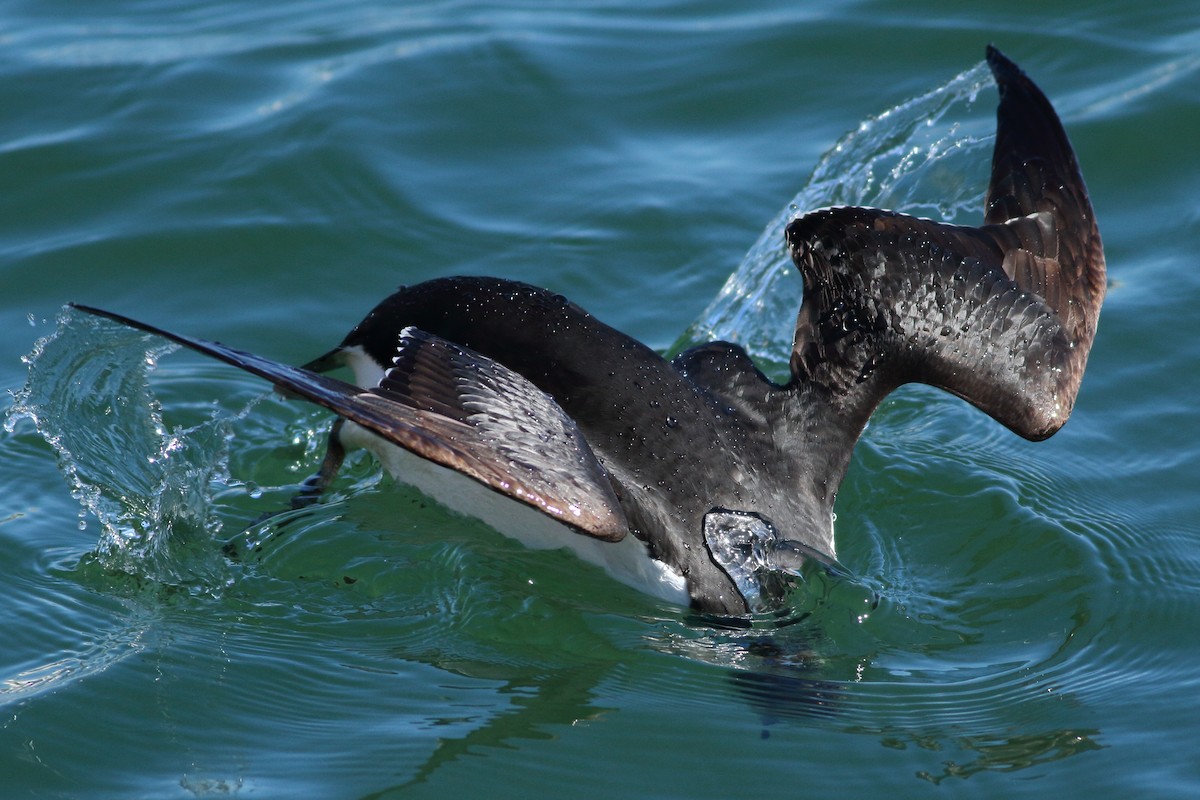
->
xmin=785 ymin=45 xmax=1105 ymax=440
xmin=68 ymin=304 xmax=630 ymax=541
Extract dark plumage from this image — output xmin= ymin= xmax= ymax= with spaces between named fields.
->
xmin=72 ymin=46 xmax=1105 ymax=615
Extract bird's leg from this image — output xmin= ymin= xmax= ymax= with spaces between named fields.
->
xmin=222 ymin=419 xmax=347 ymax=560
xmin=290 ymin=418 xmax=346 ymax=509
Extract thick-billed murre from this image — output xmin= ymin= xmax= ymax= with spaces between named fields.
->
xmin=71 ymin=46 xmax=1105 ymax=616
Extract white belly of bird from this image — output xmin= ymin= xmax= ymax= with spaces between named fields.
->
xmin=338 ymin=420 xmax=690 ymax=606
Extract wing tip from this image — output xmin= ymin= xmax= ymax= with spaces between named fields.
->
xmin=69 ymin=302 xmax=136 ymax=328
xmin=985 ymin=44 xmax=1020 ymax=83
xmin=69 ymin=302 xmax=188 ymax=345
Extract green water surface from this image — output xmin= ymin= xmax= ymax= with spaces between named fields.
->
xmin=3 ymin=2 xmax=1199 ymax=798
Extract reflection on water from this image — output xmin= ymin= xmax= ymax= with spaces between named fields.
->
xmin=0 ymin=611 xmax=149 ymax=704
xmin=908 ymin=728 xmax=1104 ymax=785
xmin=379 ymin=653 xmax=618 ymax=791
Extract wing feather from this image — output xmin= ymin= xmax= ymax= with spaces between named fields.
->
xmin=68 ymin=304 xmax=630 ymax=541
xmin=783 ymin=46 xmax=1104 ymax=441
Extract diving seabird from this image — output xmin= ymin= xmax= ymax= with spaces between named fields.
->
xmin=72 ymin=46 xmax=1105 ymax=616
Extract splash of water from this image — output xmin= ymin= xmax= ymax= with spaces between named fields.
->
xmin=6 ymin=308 xmax=239 ymax=592
xmin=681 ymin=60 xmax=994 ymax=376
